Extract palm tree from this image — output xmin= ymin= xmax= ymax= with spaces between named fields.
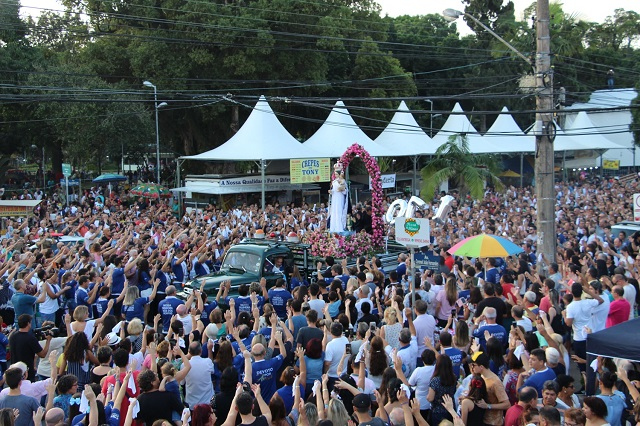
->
xmin=420 ymin=134 xmax=503 ymax=200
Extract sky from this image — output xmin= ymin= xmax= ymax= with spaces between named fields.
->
xmin=19 ymin=0 xmax=639 ymax=33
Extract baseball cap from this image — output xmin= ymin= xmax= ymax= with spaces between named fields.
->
xmin=470 ymin=352 xmax=489 ymax=367
xmin=353 ymin=393 xmax=372 ymax=410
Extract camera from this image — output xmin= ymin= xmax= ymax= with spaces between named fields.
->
xmin=34 ymin=324 xmax=59 ymax=340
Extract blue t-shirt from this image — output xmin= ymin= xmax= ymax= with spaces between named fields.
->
xmin=297 ymin=355 xmax=324 ymax=384
xmin=267 ymin=288 xmax=292 ymax=319
xmin=200 ymin=301 xmax=217 ymax=326
xmin=122 ymin=297 xmax=149 ymax=322
xmin=290 ymin=277 xmax=308 ymax=290
xmin=93 ymin=298 xmax=111 ymax=319
xmin=231 ymin=332 xmax=256 ymax=354
xmin=212 ymin=354 xmax=244 ymax=393
xmin=443 ymin=347 xmax=463 ymax=378
xmin=473 ymin=323 xmax=508 ymax=350
xmin=75 ymin=287 xmax=91 ymax=309
xmin=111 ymin=268 xmax=125 ymax=295
xmin=327 ymin=300 xmax=341 ymax=318
xmin=521 ymin=367 xmax=557 ymax=395
xmin=158 ymin=297 xmax=184 ymax=333
xmin=138 ymin=271 xmax=151 ymax=291
xmin=11 ymin=293 xmax=37 ymax=322
xmin=276 ymin=384 xmax=304 ymax=414
xmin=287 ymin=315 xmax=307 ymax=341
xmin=597 ymin=391 xmax=627 ymax=426
xmin=0 ymin=333 xmax=8 ymax=361
xmin=64 ymin=280 xmax=77 ymax=300
xmin=231 ymin=295 xmax=264 ymax=316
xmin=252 ymin=354 xmax=285 ymax=402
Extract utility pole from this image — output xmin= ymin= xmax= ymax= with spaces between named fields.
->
xmin=535 ymin=0 xmax=556 ymax=264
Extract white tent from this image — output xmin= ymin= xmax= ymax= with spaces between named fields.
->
xmin=179 ymin=96 xmax=320 ymax=209
xmin=375 ymin=101 xmax=434 ymax=155
xmin=303 ymin=100 xmax=396 ymax=157
xmin=432 ymin=103 xmax=479 ymax=149
xmin=181 ymin=95 xmax=317 ymax=161
xmin=469 ymin=107 xmax=534 ymax=154
xmin=561 ymin=111 xmax=628 ymax=151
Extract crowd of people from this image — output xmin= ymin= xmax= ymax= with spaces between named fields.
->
xmin=0 ymin=175 xmax=638 ymax=426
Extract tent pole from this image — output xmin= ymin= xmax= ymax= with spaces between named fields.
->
xmin=413 ymin=155 xmax=418 ymax=196
xmin=261 ymin=159 xmax=266 ymax=211
xmin=562 ymin=151 xmax=567 ymax=181
xmin=520 ymin=153 xmax=523 ymax=187
xmin=177 ymin=159 xmax=183 ymax=216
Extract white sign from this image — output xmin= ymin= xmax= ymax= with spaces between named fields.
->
xmin=395 ymin=217 xmax=431 ymax=248
xmin=218 ymin=175 xmax=291 ymax=187
xmin=634 ymin=193 xmax=640 ymax=222
xmin=370 ymin=174 xmax=396 ymax=189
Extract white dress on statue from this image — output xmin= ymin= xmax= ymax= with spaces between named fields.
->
xmin=329 ymin=178 xmax=348 ymax=233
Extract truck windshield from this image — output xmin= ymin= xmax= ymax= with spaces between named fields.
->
xmin=222 ymin=252 xmax=261 ymax=274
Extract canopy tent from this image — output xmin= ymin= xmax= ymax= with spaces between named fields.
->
xmin=375 ymin=101 xmax=434 ymax=194
xmin=432 ymin=103 xmax=479 ymax=148
xmin=303 ymin=101 xmax=396 ymax=157
xmin=468 ymin=107 xmax=533 ymax=154
xmin=561 ymin=111 xmax=628 ymax=151
xmin=586 ymin=318 xmax=640 ymax=362
xmin=179 ymin=96 xmax=320 ymax=209
xmin=375 ymin=101 xmax=434 ymax=155
xmin=180 ymin=96 xmax=317 ymax=161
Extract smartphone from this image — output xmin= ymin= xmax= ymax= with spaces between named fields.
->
xmin=345 ymin=343 xmax=352 ymax=355
xmin=474 ymin=337 xmax=480 ymax=346
xmin=369 ymin=322 xmax=376 ymax=332
xmin=451 ymin=308 xmax=457 ymax=317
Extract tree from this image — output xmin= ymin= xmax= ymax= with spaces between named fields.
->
xmin=420 ymin=134 xmax=503 ymax=200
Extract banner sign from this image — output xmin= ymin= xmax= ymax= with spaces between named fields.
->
xmin=290 ymin=159 xmax=331 ymax=184
xmin=370 ymin=174 xmax=396 ymax=189
xmin=60 ymin=179 xmax=80 ymax=186
xmin=0 ymin=205 xmax=33 ymax=217
xmin=414 ymin=251 xmax=440 ymax=271
xmin=395 ymin=217 xmax=430 ymax=248
xmin=219 ymin=175 xmax=291 ymax=187
xmin=603 ymin=159 xmax=620 ymax=170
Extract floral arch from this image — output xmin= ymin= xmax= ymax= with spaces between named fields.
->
xmin=340 ymin=143 xmax=384 ymax=246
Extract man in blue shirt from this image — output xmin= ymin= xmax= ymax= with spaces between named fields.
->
xmin=267 ymin=279 xmax=292 ymax=319
xmin=75 ymin=275 xmax=99 ymax=318
xmin=440 ymin=332 xmax=463 ymax=378
xmin=11 ymin=279 xmax=45 ymax=326
xmin=471 ymin=307 xmax=508 ymax=350
xmin=517 ymin=348 xmax=557 ymax=395
xmin=285 ymin=300 xmax=307 ymax=341
xmin=158 ymin=286 xmax=190 ymax=334
xmin=251 ymin=328 xmax=290 ymax=402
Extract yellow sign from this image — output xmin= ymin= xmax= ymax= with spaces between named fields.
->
xmin=0 ymin=205 xmax=33 ymax=217
xmin=290 ymin=158 xmax=331 ymax=184
xmin=603 ymin=160 xmax=620 ymax=170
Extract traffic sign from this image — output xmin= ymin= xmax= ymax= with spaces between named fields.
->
xmin=62 ymin=163 xmax=72 ymax=177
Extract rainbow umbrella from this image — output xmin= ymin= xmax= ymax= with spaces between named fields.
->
xmin=129 ymin=183 xmax=171 ymax=199
xmin=447 ymin=234 xmax=524 ymax=258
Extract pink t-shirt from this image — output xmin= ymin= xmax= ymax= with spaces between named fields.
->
xmin=539 ymin=295 xmax=551 ymax=314
xmin=606 ymin=298 xmax=631 ymax=328
xmin=435 ymin=290 xmax=456 ymax=321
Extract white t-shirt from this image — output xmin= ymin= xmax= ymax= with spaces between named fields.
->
xmin=183 ymin=356 xmax=215 ymax=407
xmin=38 ymin=281 xmax=60 ymax=315
xmin=308 ymin=298 xmax=325 ymax=319
xmin=409 ymin=365 xmax=435 ymax=410
xmin=516 ymin=317 xmax=533 ymax=332
xmin=588 ymin=295 xmax=610 ymax=333
xmin=324 ymin=335 xmax=348 ymax=378
xmin=623 ymin=284 xmax=637 ymax=320
xmin=566 ymin=298 xmax=599 ymax=341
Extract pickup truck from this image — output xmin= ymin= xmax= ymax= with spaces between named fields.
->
xmin=178 ymin=238 xmax=312 ymax=299
xmin=178 ymin=238 xmax=408 ymax=299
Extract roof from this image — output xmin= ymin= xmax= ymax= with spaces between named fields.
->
xmin=0 ymin=200 xmax=42 ymax=207
xmin=303 ymin=101 xmax=396 ymax=157
xmin=469 ymin=106 xmax=533 ymax=154
xmin=587 ymin=318 xmax=640 ymax=362
xmin=375 ymin=101 xmax=435 ymax=155
xmin=180 ymin=96 xmax=319 ymax=161
xmin=432 ymin=103 xmax=479 ymax=148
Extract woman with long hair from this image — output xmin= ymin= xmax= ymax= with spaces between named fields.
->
xmin=453 ymin=320 xmax=471 ymax=353
xmin=290 ymin=266 xmax=308 ymax=291
xmin=212 ymin=340 xmax=242 ymax=393
xmin=379 ymin=307 xmax=402 ymax=350
xmin=325 ymin=398 xmax=349 ymax=426
xmin=366 ymin=336 xmax=390 ymax=389
xmin=486 ymin=337 xmax=506 ymax=379
xmin=460 ymin=374 xmax=487 ymax=425
xmin=427 ymin=355 xmax=457 ymax=426
xmin=503 ymin=351 xmax=525 ymax=405
xmin=213 ymin=367 xmax=239 ymax=426
xmin=268 ymin=394 xmax=290 ymax=426
xmin=121 ymin=281 xmax=159 ymax=323
xmin=375 ymin=377 xmax=403 ymax=423
xmin=276 ymin=363 xmax=303 ymax=415
xmin=0 ymin=408 xmax=16 ymax=426
xmin=435 ymin=277 xmax=458 ymax=327
xmin=296 ymin=339 xmax=320 ymax=400
xmin=61 ymin=332 xmax=97 ymax=390
xmin=69 ymin=303 xmax=112 ymax=342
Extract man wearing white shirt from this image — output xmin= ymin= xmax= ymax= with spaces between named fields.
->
xmin=354 ymin=286 xmax=373 ymax=320
xmin=323 ymin=322 xmax=348 ymax=391
xmin=412 ymin=299 xmax=436 ymax=366
xmin=587 ymin=281 xmax=609 ymax=333
xmin=182 ymin=342 xmax=214 ymax=407
xmin=395 ymin=327 xmax=417 ymax=378
xmin=616 ymin=274 xmax=637 ymax=320
xmin=564 ymin=282 xmax=603 ymax=373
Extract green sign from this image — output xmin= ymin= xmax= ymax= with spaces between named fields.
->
xmin=62 ymin=163 xmax=72 ymax=177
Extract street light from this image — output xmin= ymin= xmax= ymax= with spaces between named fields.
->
xmin=442 ymin=2 xmax=556 ymax=264
xmin=425 ymin=99 xmax=434 ymax=138
xmin=143 ymin=81 xmax=168 ymax=184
